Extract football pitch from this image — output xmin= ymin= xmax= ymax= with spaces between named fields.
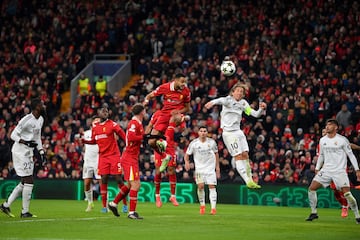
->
xmin=0 ymin=199 xmax=358 ymax=240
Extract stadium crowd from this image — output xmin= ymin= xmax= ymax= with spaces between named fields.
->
xmin=0 ymin=0 xmax=359 ymax=187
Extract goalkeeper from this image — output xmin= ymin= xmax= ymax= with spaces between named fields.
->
xmin=0 ymin=98 xmax=47 ymax=218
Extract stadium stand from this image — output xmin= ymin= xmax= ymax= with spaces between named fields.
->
xmin=0 ymin=0 xmax=359 ymax=187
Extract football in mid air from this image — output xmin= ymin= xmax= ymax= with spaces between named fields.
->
xmin=220 ymin=60 xmax=236 ymax=77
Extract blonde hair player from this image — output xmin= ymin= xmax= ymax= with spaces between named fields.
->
xmin=204 ymin=83 xmax=266 ymax=189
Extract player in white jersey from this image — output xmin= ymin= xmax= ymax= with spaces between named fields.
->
xmin=0 ymin=98 xmax=47 ymax=218
xmin=306 ymin=119 xmax=360 ymax=224
xmin=184 ymin=126 xmax=220 ymax=215
xmin=82 ymin=116 xmax=101 ymax=212
xmin=204 ymin=83 xmax=266 ymax=189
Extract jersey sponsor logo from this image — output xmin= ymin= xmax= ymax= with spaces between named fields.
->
xmin=95 ymin=134 xmax=107 ymax=140
xmin=129 ymin=124 xmax=136 ymax=132
xmin=166 ymin=98 xmax=182 ymax=103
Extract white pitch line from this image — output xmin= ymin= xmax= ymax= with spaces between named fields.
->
xmin=2 ymin=216 xmax=109 ymax=224
xmin=4 ymin=238 xmax=86 ymax=240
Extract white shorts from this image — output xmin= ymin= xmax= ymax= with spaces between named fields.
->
xmin=195 ymin=172 xmax=217 ymax=186
xmin=12 ymin=151 xmax=34 ymax=177
xmin=222 ymin=130 xmax=249 ymax=157
xmin=82 ymin=165 xmax=101 ymax=180
xmin=313 ymin=170 xmax=350 ymax=189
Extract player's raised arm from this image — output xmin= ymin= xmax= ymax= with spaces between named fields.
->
xmin=204 ymin=97 xmax=228 ymax=109
xmin=143 ymin=91 xmax=155 ymax=105
xmin=350 ymin=143 xmax=360 ymax=151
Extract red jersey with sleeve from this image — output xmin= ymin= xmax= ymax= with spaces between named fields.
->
xmin=122 ymin=117 xmax=144 ymax=162
xmin=152 ymin=81 xmax=191 ymax=114
xmin=91 ymin=119 xmax=126 ymax=158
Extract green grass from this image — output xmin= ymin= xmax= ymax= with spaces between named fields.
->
xmin=0 ymin=199 xmax=359 ymax=240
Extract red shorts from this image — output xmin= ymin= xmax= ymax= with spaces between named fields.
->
xmin=98 ymin=155 xmax=122 ymax=175
xmin=121 ymin=159 xmax=140 ymax=181
xmin=154 ymin=151 xmax=177 ymax=168
xmin=150 ymin=111 xmax=160 ymax=125
xmin=153 ymin=112 xmax=171 ymax=133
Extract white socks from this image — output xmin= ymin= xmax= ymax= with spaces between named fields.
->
xmin=4 ymin=183 xmax=24 ymax=207
xmin=308 ymin=190 xmax=317 ymax=214
xmin=235 ymin=160 xmax=251 ymax=183
xmin=85 ymin=190 xmax=93 ymax=203
xmin=198 ymin=187 xmax=217 ymax=209
xmin=22 ymin=183 xmax=34 ymax=214
xmin=197 ymin=189 xmax=205 ymax=206
xmin=344 ymin=192 xmax=360 ymax=218
xmin=209 ymin=188 xmax=217 ymax=210
xmin=4 ymin=182 xmax=33 ymax=214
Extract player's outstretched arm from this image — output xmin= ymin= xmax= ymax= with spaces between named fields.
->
xmin=143 ymin=91 xmax=155 ymax=105
xmin=350 ymin=143 xmax=360 ymax=151
xmin=204 ymin=101 xmax=214 ymax=109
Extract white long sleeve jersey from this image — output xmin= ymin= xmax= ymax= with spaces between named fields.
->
xmin=10 ymin=113 xmax=44 ymax=157
xmin=186 ymin=137 xmax=218 ymax=174
xmin=83 ymin=129 xmax=99 ymax=168
xmin=316 ymin=133 xmax=359 ymax=172
xmin=210 ymin=96 xmax=264 ymax=131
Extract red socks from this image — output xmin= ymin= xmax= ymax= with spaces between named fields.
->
xmin=168 ymin=173 xmax=176 ymax=195
xmin=100 ymin=183 xmax=108 ymax=208
xmin=114 ymin=185 xmax=130 ymax=204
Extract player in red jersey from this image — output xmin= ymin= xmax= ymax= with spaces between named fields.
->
xmin=108 ymin=104 xmax=146 ymax=219
xmin=84 ymin=104 xmax=127 ymax=213
xmin=143 ymin=73 xmax=191 ymax=207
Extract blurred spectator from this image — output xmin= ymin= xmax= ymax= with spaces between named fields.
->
xmin=336 ymin=104 xmax=352 ymax=129
xmin=140 ymin=162 xmax=154 ymax=182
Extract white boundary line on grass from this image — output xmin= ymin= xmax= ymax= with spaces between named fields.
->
xmin=2 ymin=216 xmax=109 ymax=224
xmin=4 ymin=238 xmax=85 ymax=240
